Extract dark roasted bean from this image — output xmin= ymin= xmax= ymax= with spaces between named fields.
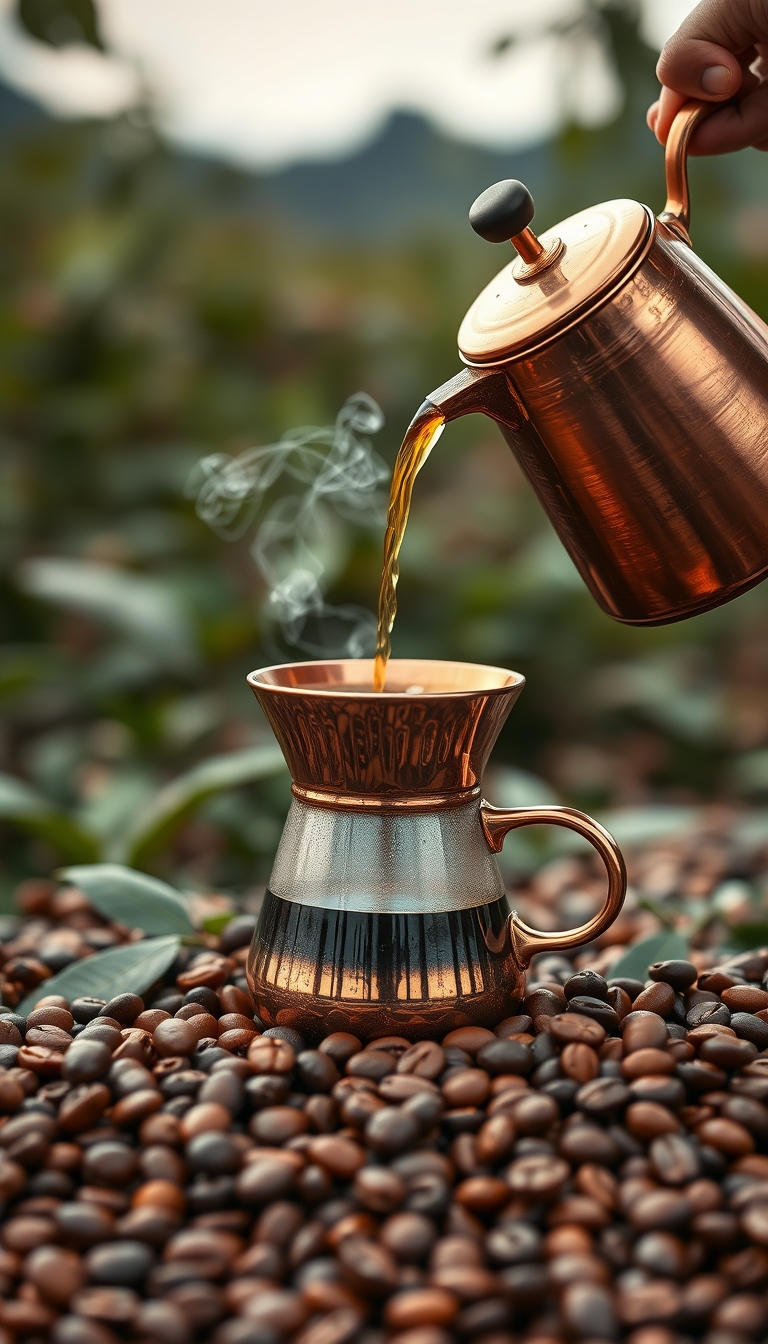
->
xmin=476 ymin=1037 xmax=532 ymax=1075
xmin=86 ymin=1240 xmax=155 ymax=1287
xmin=567 ymin=995 xmax=620 ymax=1032
xmin=730 ymin=1012 xmax=768 ymax=1048
xmin=649 ymin=960 xmax=698 ymax=990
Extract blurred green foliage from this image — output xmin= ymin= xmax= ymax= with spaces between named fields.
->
xmin=3 ymin=0 xmax=768 ymax=899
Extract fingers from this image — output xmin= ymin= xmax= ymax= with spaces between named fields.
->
xmin=685 ymin=80 xmax=768 ymax=153
xmin=647 ymin=0 xmax=768 ymax=152
xmin=652 ymin=87 xmax=692 ymax=144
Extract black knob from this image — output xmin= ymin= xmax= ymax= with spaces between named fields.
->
xmin=469 ymin=180 xmax=535 ymax=244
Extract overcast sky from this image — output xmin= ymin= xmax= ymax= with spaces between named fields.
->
xmin=0 ymin=0 xmax=698 ymax=169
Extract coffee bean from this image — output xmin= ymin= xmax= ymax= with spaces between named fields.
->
xmin=441 ymin=1069 xmax=490 ymax=1107
xmin=101 ymin=994 xmax=144 ymax=1025
xmin=687 ymin=1002 xmax=731 ymax=1028
xmin=353 ymin=1166 xmax=406 ymax=1213
xmin=476 ymin=1037 xmax=532 ymax=1075
xmin=561 ymin=1281 xmax=617 ymax=1338
xmin=561 ymin=1041 xmax=599 ymax=1083
xmin=153 ymin=1019 xmax=199 ymax=1059
xmin=25 ymin=1244 xmax=87 ymax=1307
xmin=564 ymin=969 xmax=609 ymax=1001
xmin=71 ymin=997 xmax=107 ymax=1024
xmin=550 ymin=1012 xmax=606 ymax=1047
xmin=629 ymin=1075 xmax=686 ymax=1108
xmin=59 ymin=1082 xmax=111 ymax=1133
xmin=87 ymin=1240 xmax=155 ymax=1287
xmin=337 ymin=1235 xmax=399 ymax=1295
xmin=730 ymin=1012 xmax=768 ymax=1048
xmin=632 ymin=982 xmax=676 ymax=1016
xmin=62 ymin=1039 xmax=112 ymax=1084
xmin=365 ymin=1107 xmax=420 ymax=1155
xmin=506 ymin=1153 xmax=570 ymax=1198
xmin=697 ymin=1116 xmax=755 ymax=1155
xmin=576 ymin=1076 xmax=630 ymax=1115
xmin=384 ymin=1286 xmax=459 ymax=1328
xmin=649 ymin=1133 xmax=701 ymax=1184
xmin=247 ymin=1037 xmax=296 ymax=1075
xmin=567 ymin=995 xmax=620 ymax=1033
xmin=622 ymin=1012 xmax=668 ymax=1053
xmin=308 ymin=1135 xmax=365 ymax=1178
xmin=648 ymin=960 xmax=698 ymax=991
xmin=699 ymin=1034 xmax=758 ymax=1069
xmin=82 ymin=1141 xmax=140 ymax=1187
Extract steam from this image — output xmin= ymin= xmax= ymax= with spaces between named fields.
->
xmin=185 ymin=393 xmax=389 ymax=657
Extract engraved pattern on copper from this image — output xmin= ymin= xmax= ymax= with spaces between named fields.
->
xmin=247 ymin=658 xmax=524 ymax=799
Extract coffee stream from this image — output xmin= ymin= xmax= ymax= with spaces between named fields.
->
xmin=373 ymin=407 xmax=446 ymax=691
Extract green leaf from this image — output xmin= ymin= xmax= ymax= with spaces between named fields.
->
xmin=19 ymin=935 xmax=180 ymax=1015
xmin=202 ymin=910 xmax=235 ymax=935
xmin=724 ymin=922 xmax=768 ymax=952
xmin=609 ymin=931 xmax=689 ymax=984
xmin=16 ymin=558 xmax=198 ymax=673
xmin=121 ymin=745 xmax=286 ymax=868
xmin=0 ymin=772 xmax=98 ymax=863
xmin=16 ymin=0 xmax=103 ymax=49
xmin=58 ymin=864 xmax=193 ymax=935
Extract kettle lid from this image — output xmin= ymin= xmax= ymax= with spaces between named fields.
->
xmin=458 ymin=181 xmax=652 ymax=365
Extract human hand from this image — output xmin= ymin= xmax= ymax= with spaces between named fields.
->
xmin=648 ymin=0 xmax=768 ymax=153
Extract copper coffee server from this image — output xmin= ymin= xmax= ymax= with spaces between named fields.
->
xmin=246 ymin=659 xmax=625 ymax=1042
xmin=414 ymin=99 xmax=768 ymax=625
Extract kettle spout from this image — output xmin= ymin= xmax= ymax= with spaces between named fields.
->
xmin=424 ymin=367 xmax=522 ymax=432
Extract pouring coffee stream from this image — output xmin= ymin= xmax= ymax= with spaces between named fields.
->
xmin=374 ymin=99 xmax=768 ymax=690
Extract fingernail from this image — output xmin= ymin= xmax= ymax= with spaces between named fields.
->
xmin=701 ymin=65 xmax=731 ymax=94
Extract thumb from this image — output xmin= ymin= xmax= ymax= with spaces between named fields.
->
xmin=652 ymin=0 xmax=755 ymax=141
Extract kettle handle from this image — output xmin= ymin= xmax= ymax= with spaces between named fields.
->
xmin=479 ymin=800 xmax=627 ymax=968
xmin=659 ymin=99 xmax=716 ymax=244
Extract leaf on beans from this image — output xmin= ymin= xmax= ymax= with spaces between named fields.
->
xmin=19 ymin=935 xmax=181 ymax=1015
xmin=58 ymin=863 xmax=193 ymax=934
xmin=119 ymin=744 xmax=286 ymax=867
xmin=609 ymin=931 xmax=688 ymax=984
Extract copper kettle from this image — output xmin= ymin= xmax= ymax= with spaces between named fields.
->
xmin=420 ymin=100 xmax=768 ymax=626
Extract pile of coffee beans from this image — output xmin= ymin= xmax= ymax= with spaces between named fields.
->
xmin=5 ymin=885 xmax=768 ymax=1344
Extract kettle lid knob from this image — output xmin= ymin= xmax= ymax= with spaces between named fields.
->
xmin=469 ymin=180 xmax=535 ymax=243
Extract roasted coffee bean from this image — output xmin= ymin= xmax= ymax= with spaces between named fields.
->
xmin=318 ymin=1032 xmax=361 ymax=1065
xmin=87 ymin=1240 xmax=155 ymax=1287
xmin=648 ymin=960 xmax=698 ymax=991
xmin=632 ymin=981 xmax=676 ymax=1016
xmin=101 ymin=993 xmax=144 ymax=1025
xmin=396 ymin=1041 xmax=445 ymax=1079
xmin=441 ymin=1068 xmax=490 ymax=1107
xmin=296 ymin=1049 xmax=339 ymax=1092
xmin=82 ymin=1141 xmax=140 ymax=1187
xmin=345 ymin=1050 xmax=395 ymax=1081
xmin=248 ymin=1037 xmax=296 ymax=1075
xmin=561 ymin=1041 xmax=600 ymax=1083
xmin=567 ymin=995 xmax=620 ymax=1032
xmin=186 ymin=1131 xmax=241 ymax=1174
xmin=59 ymin=1082 xmax=111 ymax=1133
xmin=649 ymin=1133 xmax=702 ymax=1184
xmin=564 ymin=969 xmax=609 ymax=1001
xmin=622 ymin=1012 xmax=668 ymax=1053
xmin=70 ymin=996 xmax=107 ymax=1024
xmin=476 ymin=1037 xmax=532 ymax=1075
xmin=365 ymin=1106 xmax=421 ymax=1155
xmin=576 ymin=1076 xmax=630 ymax=1114
xmin=730 ymin=1012 xmax=768 ymax=1048
xmin=62 ymin=1039 xmax=112 ymax=1084
xmin=687 ymin=1001 xmax=731 ymax=1028
xmin=550 ymin=1012 xmax=606 ymax=1047
xmin=507 ymin=1153 xmax=570 ymax=1198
